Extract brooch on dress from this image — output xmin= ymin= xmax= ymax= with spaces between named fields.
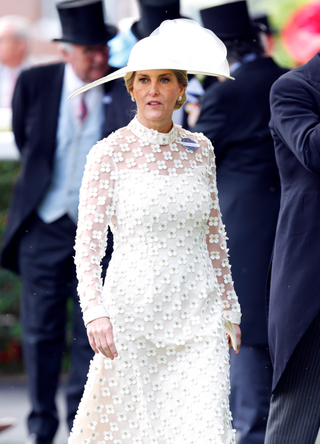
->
xmin=181 ymin=138 xmax=200 ymax=151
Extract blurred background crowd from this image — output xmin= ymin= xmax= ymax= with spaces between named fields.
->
xmin=1 ymin=0 xmax=320 ymax=443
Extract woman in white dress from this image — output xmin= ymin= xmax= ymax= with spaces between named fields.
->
xmin=69 ymin=19 xmax=241 ymax=444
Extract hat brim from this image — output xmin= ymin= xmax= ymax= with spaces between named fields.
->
xmin=68 ymin=65 xmax=234 ymax=99
xmin=53 ymin=24 xmax=117 ymax=45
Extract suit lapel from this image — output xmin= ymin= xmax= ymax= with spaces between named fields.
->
xmin=41 ymin=63 xmax=65 ymax=167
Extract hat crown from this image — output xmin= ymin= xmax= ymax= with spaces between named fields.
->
xmin=132 ymin=0 xmax=183 ymax=40
xmin=55 ymin=0 xmax=116 ymax=45
xmin=128 ymin=19 xmax=227 ymax=74
xmin=200 ymin=0 xmax=256 ymax=40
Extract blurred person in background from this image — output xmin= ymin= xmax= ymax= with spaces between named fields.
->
xmin=194 ymin=1 xmax=288 ymax=443
xmin=0 ymin=15 xmax=32 ymax=109
xmin=0 ymin=1 xmax=116 ymax=443
xmin=252 ymin=13 xmax=277 ymax=58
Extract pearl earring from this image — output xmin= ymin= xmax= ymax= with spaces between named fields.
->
xmin=178 ymin=96 xmax=182 ymax=101
xmin=131 ymin=96 xmax=135 ymax=102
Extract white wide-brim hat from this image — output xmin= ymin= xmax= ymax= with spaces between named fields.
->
xmin=69 ymin=19 xmax=233 ymax=98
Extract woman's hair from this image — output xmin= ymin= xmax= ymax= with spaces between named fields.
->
xmin=124 ymin=69 xmax=188 ymax=110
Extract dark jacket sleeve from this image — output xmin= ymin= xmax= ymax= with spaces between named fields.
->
xmin=12 ymin=71 xmax=28 ymax=153
xmin=270 ymin=75 xmax=320 ymax=175
xmin=193 ymin=83 xmax=226 ymax=155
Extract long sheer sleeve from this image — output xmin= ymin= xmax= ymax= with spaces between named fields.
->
xmin=205 ymin=138 xmax=241 ymax=324
xmin=74 ymin=139 xmax=117 ymax=326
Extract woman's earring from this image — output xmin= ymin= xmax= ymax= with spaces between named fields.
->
xmin=178 ymin=96 xmax=182 ymax=101
xmin=131 ymin=96 xmax=135 ymax=102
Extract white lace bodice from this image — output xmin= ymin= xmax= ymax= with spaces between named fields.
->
xmin=74 ymin=117 xmax=241 ymax=327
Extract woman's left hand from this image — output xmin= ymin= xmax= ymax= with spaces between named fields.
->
xmin=227 ymin=323 xmax=241 ymax=354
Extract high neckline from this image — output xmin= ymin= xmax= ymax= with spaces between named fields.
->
xmin=128 ymin=116 xmax=178 ymax=145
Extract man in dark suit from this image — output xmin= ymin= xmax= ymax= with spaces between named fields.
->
xmin=194 ymin=2 xmax=287 ymax=443
xmin=264 ymin=53 xmax=320 ymax=444
xmin=0 ymin=2 xmax=116 ymax=443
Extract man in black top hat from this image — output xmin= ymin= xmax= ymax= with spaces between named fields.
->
xmin=0 ymin=1 xmax=116 ymax=443
xmin=194 ymin=1 xmax=287 ymax=443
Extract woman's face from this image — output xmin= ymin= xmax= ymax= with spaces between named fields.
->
xmin=131 ymin=69 xmax=184 ymax=133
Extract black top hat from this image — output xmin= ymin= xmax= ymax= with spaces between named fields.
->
xmin=131 ymin=0 xmax=186 ymax=41
xmin=53 ymin=0 xmax=117 ymax=46
xmin=200 ymin=1 xmax=258 ymax=40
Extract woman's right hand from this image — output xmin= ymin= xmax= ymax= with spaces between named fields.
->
xmin=86 ymin=317 xmax=118 ymax=360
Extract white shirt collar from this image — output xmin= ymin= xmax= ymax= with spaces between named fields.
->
xmin=65 ymin=63 xmax=86 ymax=97
xmin=64 ymin=63 xmax=103 ymax=114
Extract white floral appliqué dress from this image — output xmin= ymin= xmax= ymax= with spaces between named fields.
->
xmin=69 ymin=117 xmax=241 ymax=444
